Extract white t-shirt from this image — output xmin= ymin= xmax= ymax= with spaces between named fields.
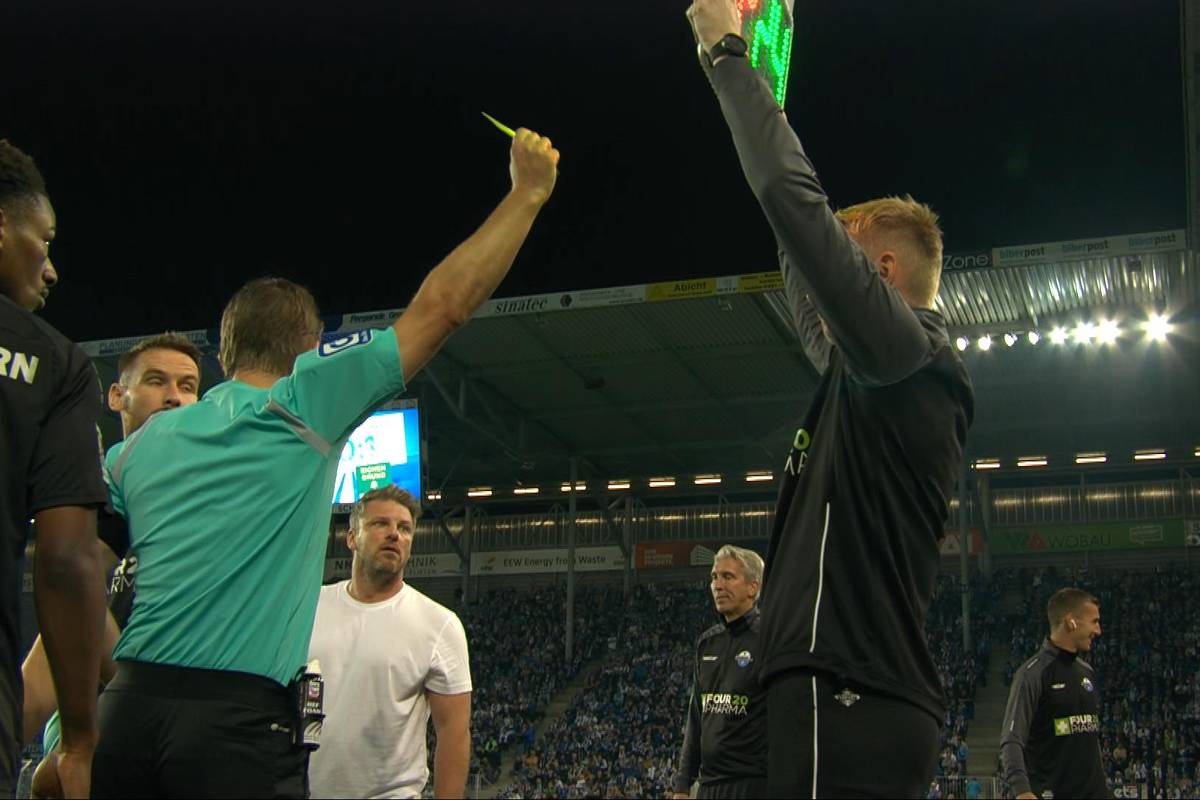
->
xmin=308 ymin=581 xmax=472 ymax=799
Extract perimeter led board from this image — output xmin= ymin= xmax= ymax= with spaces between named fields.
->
xmin=737 ymin=0 xmax=795 ymax=107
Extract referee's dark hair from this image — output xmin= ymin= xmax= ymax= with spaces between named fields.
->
xmin=218 ymin=277 xmax=323 ymax=378
xmin=1047 ymin=587 xmax=1099 ymax=629
xmin=0 ymin=139 xmax=47 ymax=217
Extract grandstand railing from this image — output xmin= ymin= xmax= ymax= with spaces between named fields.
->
xmin=988 ymin=479 xmax=1198 ymax=526
xmin=407 ymin=478 xmax=1200 ymax=554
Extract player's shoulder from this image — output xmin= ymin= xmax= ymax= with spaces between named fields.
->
xmin=294 ymin=328 xmax=396 ymax=373
xmin=697 ymin=622 xmax=726 ymax=646
xmin=105 ymin=438 xmax=127 ymax=463
xmin=0 ymin=296 xmax=67 ymax=350
xmin=404 ymin=585 xmax=461 ymax=625
xmin=917 ymin=309 xmax=973 ymax=386
xmin=1020 ymin=647 xmax=1055 ymax=676
xmin=318 ymin=580 xmax=349 ymax=600
xmin=0 ymin=298 xmax=83 ymax=380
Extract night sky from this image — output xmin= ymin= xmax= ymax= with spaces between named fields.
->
xmin=2 ymin=0 xmax=1185 ymax=343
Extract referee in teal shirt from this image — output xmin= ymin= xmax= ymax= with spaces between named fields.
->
xmin=91 ymin=128 xmax=560 ymax=799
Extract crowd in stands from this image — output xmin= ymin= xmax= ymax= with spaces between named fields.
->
xmin=492 ymin=572 xmax=1003 ymax=797
xmin=288 ymin=559 xmax=1200 ymax=798
xmin=926 ymin=571 xmax=1005 ymax=779
xmin=408 ymin=582 xmax=628 ymax=786
xmin=497 ymin=581 xmax=710 ymax=798
xmin=485 ymin=564 xmax=1200 ymax=798
xmin=1001 ymin=564 xmax=1200 ymax=799
xmin=437 ymin=584 xmax=627 ymax=786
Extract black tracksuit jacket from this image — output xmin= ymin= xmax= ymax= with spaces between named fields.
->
xmin=707 ymin=55 xmax=975 ymax=722
xmin=1000 ymin=639 xmax=1110 ymax=798
xmin=674 ymin=608 xmax=767 ymax=792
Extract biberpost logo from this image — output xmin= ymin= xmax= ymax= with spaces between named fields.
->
xmin=319 ymin=330 xmax=372 ymax=357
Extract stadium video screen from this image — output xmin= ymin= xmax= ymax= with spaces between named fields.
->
xmin=332 ymin=403 xmax=421 ymax=505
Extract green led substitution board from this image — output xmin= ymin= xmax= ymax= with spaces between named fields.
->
xmin=739 ymin=0 xmax=795 ymax=107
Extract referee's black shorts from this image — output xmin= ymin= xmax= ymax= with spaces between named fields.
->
xmin=92 ymin=661 xmax=308 ymax=799
xmin=766 ymin=669 xmax=940 ymax=799
xmin=696 ymin=776 xmax=768 ymax=799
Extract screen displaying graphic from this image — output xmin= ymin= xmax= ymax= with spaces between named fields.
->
xmin=737 ymin=0 xmax=795 ymax=107
xmin=332 ymin=405 xmax=421 ymax=505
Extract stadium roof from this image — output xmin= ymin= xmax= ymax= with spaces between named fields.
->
xmin=83 ymin=229 xmax=1200 ymax=500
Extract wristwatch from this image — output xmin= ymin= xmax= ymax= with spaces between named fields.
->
xmin=707 ymin=33 xmax=749 ymax=66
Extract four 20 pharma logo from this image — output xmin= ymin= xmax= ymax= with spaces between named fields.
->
xmin=701 ymin=693 xmax=750 ymax=716
xmin=1053 ymin=714 xmax=1098 ymax=737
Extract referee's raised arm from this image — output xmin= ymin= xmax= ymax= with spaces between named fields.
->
xmin=392 ymin=128 xmax=559 ymax=382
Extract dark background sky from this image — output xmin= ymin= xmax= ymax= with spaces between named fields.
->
xmin=1 ymin=0 xmax=1185 ymax=343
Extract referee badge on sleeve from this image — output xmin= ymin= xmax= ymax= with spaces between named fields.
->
xmin=319 ymin=330 xmax=373 ymax=357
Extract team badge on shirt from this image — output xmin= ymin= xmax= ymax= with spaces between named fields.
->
xmin=319 ymin=330 xmax=373 ymax=357
xmin=1081 ymin=676 xmax=1094 ymax=693
xmin=735 ymin=650 xmax=753 ymax=668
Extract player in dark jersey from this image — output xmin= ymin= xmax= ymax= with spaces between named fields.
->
xmin=687 ymin=3 xmax=974 ymax=797
xmin=0 ymin=139 xmax=109 ymax=798
xmin=1000 ymin=588 xmax=1109 ymax=799
xmin=673 ymin=545 xmax=767 ymax=800
xmin=22 ymin=333 xmax=201 ymax=794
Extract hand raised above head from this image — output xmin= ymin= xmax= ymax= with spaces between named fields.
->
xmin=685 ymin=0 xmax=742 ymax=52
xmin=509 ymin=128 xmax=560 ymax=206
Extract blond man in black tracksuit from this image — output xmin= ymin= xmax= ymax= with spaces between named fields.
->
xmin=686 ymin=2 xmax=975 ymax=796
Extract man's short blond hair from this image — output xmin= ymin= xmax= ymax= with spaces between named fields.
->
xmin=835 ymin=195 xmax=944 ymax=306
xmin=349 ymin=484 xmax=422 ymax=532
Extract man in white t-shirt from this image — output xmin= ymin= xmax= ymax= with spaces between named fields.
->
xmin=309 ymin=485 xmax=472 ymax=799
